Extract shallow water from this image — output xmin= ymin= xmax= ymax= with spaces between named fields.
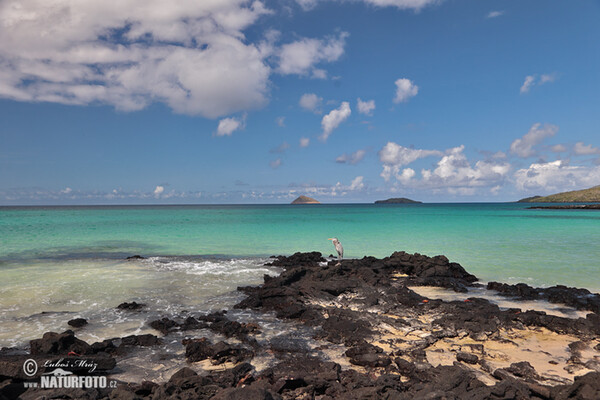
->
xmin=1 ymin=203 xmax=599 ymax=348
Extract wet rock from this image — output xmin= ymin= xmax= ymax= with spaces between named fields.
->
xmin=185 ymin=338 xmax=214 ymax=362
xmin=126 ymin=255 xmax=145 ymax=260
xmin=29 ymin=330 xmax=92 ymax=355
xmin=90 ymin=339 xmax=116 ymax=354
xmin=269 ymin=337 xmax=310 ymax=354
xmin=67 ymin=318 xmax=88 ymax=328
xmin=116 ymin=301 xmax=145 ymax=310
xmin=169 ymin=366 xmax=198 ymax=382
xmin=211 ymin=341 xmax=253 ymax=365
xmin=149 ymin=317 xmax=178 ymax=335
xmin=184 ymin=338 xmax=252 ymax=365
xmin=119 ymin=334 xmax=161 ymax=347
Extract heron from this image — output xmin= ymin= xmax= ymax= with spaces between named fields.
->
xmin=328 ymin=237 xmax=343 ymax=265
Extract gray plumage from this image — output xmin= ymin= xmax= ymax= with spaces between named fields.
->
xmin=328 ymin=237 xmax=343 ymax=262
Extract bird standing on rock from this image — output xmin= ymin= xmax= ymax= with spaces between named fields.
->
xmin=328 ymin=237 xmax=343 ymax=266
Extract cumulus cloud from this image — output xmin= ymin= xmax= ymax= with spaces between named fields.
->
xmin=357 ymin=98 xmax=375 ymax=115
xmin=278 ymin=32 xmax=348 ymax=77
xmin=0 ymin=0 xmax=276 ymax=118
xmin=379 ymin=143 xmax=510 ymax=194
xmin=336 ymin=149 xmax=367 ymax=165
xmin=153 ymin=185 xmax=165 ymax=197
xmin=573 ymin=142 xmax=600 ymax=156
xmin=393 ymin=78 xmax=419 ymax=103
xmin=216 ymin=115 xmax=245 ymax=136
xmin=379 ymin=143 xmax=441 ymax=168
xmin=551 ymin=144 xmax=567 ymax=153
xmin=514 ymin=160 xmax=600 ymax=192
xmin=320 ymin=102 xmax=351 ymax=141
xmin=419 ymin=146 xmax=510 ymax=189
xmin=299 ymin=137 xmax=310 ymax=147
xmin=379 ymin=143 xmax=442 ymax=182
xmin=299 ymin=93 xmax=323 ymax=113
xmin=486 ymin=10 xmax=504 ymax=19
xmin=349 ymin=176 xmax=365 ymax=191
xmin=509 ymin=123 xmax=559 ymax=158
xmin=520 ymin=73 xmax=557 ymax=94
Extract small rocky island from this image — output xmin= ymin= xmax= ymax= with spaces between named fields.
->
xmin=291 ymin=195 xmax=320 ymax=204
xmin=375 ymin=197 xmax=422 ymax=204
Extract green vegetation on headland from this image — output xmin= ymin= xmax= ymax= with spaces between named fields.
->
xmin=517 ymin=185 xmax=600 ymax=203
xmin=374 ymin=197 xmax=422 ymax=204
xmin=291 ymin=195 xmax=320 ymax=204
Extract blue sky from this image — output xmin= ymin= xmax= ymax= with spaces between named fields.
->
xmin=1 ymin=0 xmax=599 ymax=204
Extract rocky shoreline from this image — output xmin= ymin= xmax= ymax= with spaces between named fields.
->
xmin=528 ymin=205 xmax=600 ymax=210
xmin=2 ymin=251 xmax=600 ymax=399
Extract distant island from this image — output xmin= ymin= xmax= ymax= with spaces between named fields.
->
xmin=291 ymin=195 xmax=320 ymax=204
xmin=517 ymin=185 xmax=600 ymax=203
xmin=374 ymin=197 xmax=422 ymax=204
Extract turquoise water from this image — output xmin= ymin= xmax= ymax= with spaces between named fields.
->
xmin=1 ymin=203 xmax=599 ymax=289
xmin=0 ymin=203 xmax=599 ymax=347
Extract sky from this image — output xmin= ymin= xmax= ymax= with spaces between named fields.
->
xmin=1 ymin=0 xmax=599 ymax=205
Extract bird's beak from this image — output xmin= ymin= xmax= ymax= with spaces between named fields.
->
xmin=327 ymin=238 xmax=333 ymax=241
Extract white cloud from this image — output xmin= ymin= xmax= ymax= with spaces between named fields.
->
xmin=336 ymin=149 xmax=367 ymax=165
xmin=397 ymin=168 xmax=416 ymax=184
xmin=379 ymin=143 xmax=510 ymax=194
xmin=540 ymin=73 xmax=557 ymax=84
xmin=153 ymin=185 xmax=164 ymax=197
xmin=320 ymin=101 xmax=351 ymax=141
xmin=520 ymin=73 xmax=558 ymax=94
xmin=299 ymin=137 xmax=310 ymax=147
xmin=311 ymin=69 xmax=328 ymax=79
xmin=270 ymin=158 xmax=282 ymax=168
xmin=393 ymin=78 xmax=419 ymax=103
xmin=299 ymin=93 xmax=323 ymax=113
xmin=278 ymin=32 xmax=348 ymax=77
xmin=486 ymin=10 xmax=504 ymax=19
xmin=514 ymin=160 xmax=600 ymax=192
xmin=510 ymin=123 xmax=559 ymax=158
xmin=379 ymin=143 xmax=442 ymax=182
xmin=296 ymin=0 xmax=319 ymax=10
xmin=551 ymin=144 xmax=567 ymax=153
xmin=216 ymin=115 xmax=245 ymax=136
xmin=379 ymin=143 xmax=441 ymax=168
xmin=296 ymin=0 xmax=438 ymax=11
xmin=276 ymin=116 xmax=286 ymax=127
xmin=520 ymin=75 xmax=536 ymax=94
xmin=61 ymin=187 xmax=73 ymax=194
xmin=0 ymin=0 xmax=274 ymax=118
xmin=573 ymin=142 xmax=600 ymax=155
xmin=419 ymin=145 xmax=511 ymax=189
xmin=349 ymin=176 xmax=365 ymax=191
xmin=357 ymin=98 xmax=375 ymax=115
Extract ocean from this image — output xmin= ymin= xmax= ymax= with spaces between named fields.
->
xmin=1 ymin=203 xmax=599 ymax=350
